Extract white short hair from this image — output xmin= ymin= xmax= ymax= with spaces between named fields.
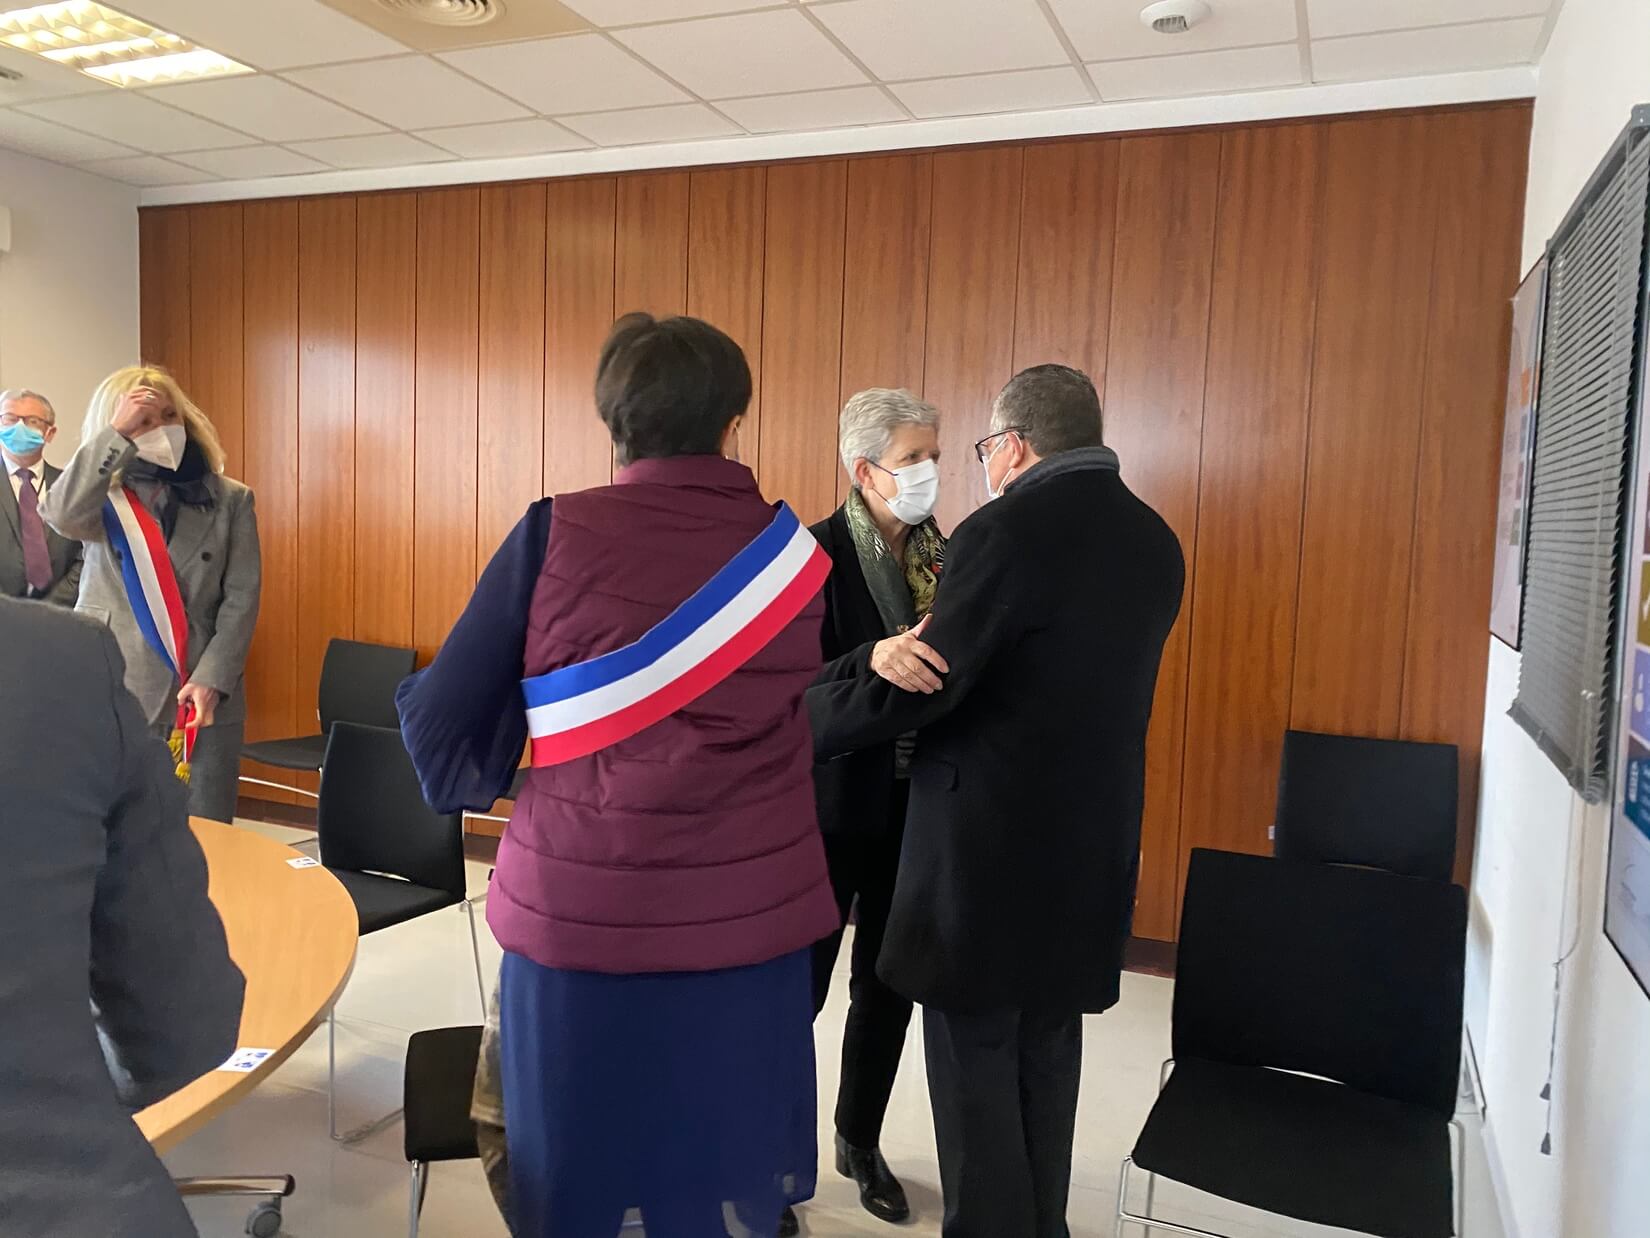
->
xmin=838 ymin=388 xmax=939 ymax=475
xmin=0 ymin=389 xmax=55 ymax=423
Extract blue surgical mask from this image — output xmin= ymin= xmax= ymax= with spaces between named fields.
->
xmin=0 ymin=421 xmax=46 ymax=458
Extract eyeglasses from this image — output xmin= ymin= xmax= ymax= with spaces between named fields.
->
xmin=973 ymin=427 xmax=1024 ymax=462
xmin=0 ymin=413 xmax=53 ymax=433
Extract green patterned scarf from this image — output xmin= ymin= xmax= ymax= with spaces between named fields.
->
xmin=844 ymin=487 xmax=947 ymax=637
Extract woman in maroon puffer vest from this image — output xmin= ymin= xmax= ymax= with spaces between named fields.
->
xmin=398 ymin=314 xmax=838 ymax=1237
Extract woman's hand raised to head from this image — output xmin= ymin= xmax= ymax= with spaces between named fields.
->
xmin=869 ymin=614 xmax=950 ymax=695
xmin=111 ymin=387 xmax=166 ymax=440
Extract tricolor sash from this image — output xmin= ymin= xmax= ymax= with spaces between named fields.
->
xmin=523 ymin=502 xmax=830 ymax=767
xmin=102 ymin=486 xmax=197 ymax=777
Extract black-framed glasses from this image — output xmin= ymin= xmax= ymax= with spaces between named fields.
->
xmin=973 ymin=427 xmax=1024 ymax=462
xmin=0 ymin=413 xmax=52 ymax=433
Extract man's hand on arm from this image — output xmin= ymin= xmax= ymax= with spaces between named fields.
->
xmin=869 ymin=614 xmax=950 ymax=694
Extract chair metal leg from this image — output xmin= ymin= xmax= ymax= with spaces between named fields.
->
xmin=329 ymin=1004 xmax=404 ymax=1144
xmin=1451 ymin=1118 xmax=1467 ymax=1236
xmin=177 ymin=1175 xmax=295 ymax=1238
xmin=408 ymin=1162 xmax=429 ymax=1238
xmin=463 ymin=899 xmax=487 ymax=1014
xmin=238 ymin=774 xmax=321 ymax=800
xmin=1115 ymin=1155 xmax=1234 ymax=1238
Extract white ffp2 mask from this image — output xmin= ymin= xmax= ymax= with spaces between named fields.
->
xmin=133 ymin=424 xmax=186 ymax=471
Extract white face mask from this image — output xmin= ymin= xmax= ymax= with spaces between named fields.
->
xmin=872 ymin=456 xmax=940 ymax=526
xmin=133 ymin=424 xmax=187 ymax=471
xmin=981 ymin=434 xmax=1018 ymax=501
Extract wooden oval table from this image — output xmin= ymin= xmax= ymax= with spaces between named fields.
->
xmin=138 ymin=818 xmax=358 ymax=1151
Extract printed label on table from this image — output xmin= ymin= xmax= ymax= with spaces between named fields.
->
xmin=218 ymin=1048 xmax=274 ymax=1073
xmin=286 ymin=856 xmax=320 ymax=869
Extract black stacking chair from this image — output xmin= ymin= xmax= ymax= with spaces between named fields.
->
xmin=1275 ymin=729 xmax=1460 ymax=881
xmin=241 ymin=638 xmax=417 ymax=800
xmin=404 ymin=1025 xmax=483 ymax=1238
xmin=318 ymin=722 xmax=486 ymax=1141
xmin=1116 ymin=848 xmax=1469 ymax=1238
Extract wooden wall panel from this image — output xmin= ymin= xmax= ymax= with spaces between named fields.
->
xmin=924 ymin=147 xmax=1024 ymax=532
xmin=840 ymin=153 xmax=931 ymax=408
xmin=1104 ymin=131 xmax=1221 ymax=941
xmin=688 ymin=167 xmax=766 ymax=468
xmin=1178 ymin=124 xmax=1323 ymax=886
xmin=139 ymin=208 xmax=191 ymax=381
xmin=187 ymin=205 xmax=243 ymax=475
xmin=1014 ymin=139 xmax=1118 ymax=385
xmin=1291 ymin=113 xmax=1445 ymax=738
xmin=759 ymin=161 xmax=848 ymax=524
xmin=239 ymin=202 xmax=300 ymax=798
xmin=478 ymin=183 xmax=547 ymax=563
xmin=412 ymin=188 xmax=480 ymax=663
xmin=297 ymin=197 xmax=357 ymax=725
xmin=1404 ymin=105 xmax=1532 ymax=880
xmin=544 ymin=177 xmax=616 ymax=496
xmin=354 ymin=194 xmax=417 ymax=649
xmin=614 ymin=171 xmax=688 ymax=318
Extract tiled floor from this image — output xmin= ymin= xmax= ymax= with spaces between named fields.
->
xmin=169 ymin=822 xmax=1506 ymax=1238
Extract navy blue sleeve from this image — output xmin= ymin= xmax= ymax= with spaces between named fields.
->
xmin=397 ymin=499 xmax=553 ymax=814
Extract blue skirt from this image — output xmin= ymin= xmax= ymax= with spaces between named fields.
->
xmin=499 ymin=948 xmax=818 ymax=1238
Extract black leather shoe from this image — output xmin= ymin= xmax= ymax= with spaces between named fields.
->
xmin=835 ymin=1135 xmax=911 ymax=1224
xmin=778 ymin=1204 xmax=800 ymax=1237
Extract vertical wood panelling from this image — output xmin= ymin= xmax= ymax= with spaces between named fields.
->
xmin=840 ymin=153 xmax=932 ymax=411
xmin=354 ymin=194 xmax=417 ymax=649
xmin=1104 ymin=131 xmax=1222 ymax=941
xmin=924 ymin=146 xmax=1024 ymax=532
xmin=545 ymin=177 xmax=616 ymax=496
xmin=239 ymin=202 xmax=300 ymax=799
xmin=1178 ymin=124 xmax=1324 ymax=890
xmin=1291 ymin=113 xmax=1445 ymax=738
xmin=614 ymin=171 xmax=688 ymax=318
xmin=413 ymin=187 xmax=480 ymax=663
xmin=1013 ymin=140 xmax=1118 ymax=385
xmin=478 ymin=183 xmax=547 ymax=563
xmin=187 ymin=205 xmax=243 ymax=475
xmin=297 ymin=197 xmax=357 ymax=723
xmin=760 ymin=161 xmax=848 ymax=524
xmin=1404 ymin=106 xmax=1532 ymax=880
xmin=687 ymin=166 xmax=766 ymax=468
xmin=139 ymin=209 xmax=191 ymax=380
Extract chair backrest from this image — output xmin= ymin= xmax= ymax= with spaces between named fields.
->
xmin=1275 ymin=729 xmax=1459 ymax=881
xmin=1173 ymin=848 xmax=1467 ymax=1116
xmin=317 ymin=639 xmax=418 ymax=732
xmin=318 ymin=722 xmax=467 ymax=899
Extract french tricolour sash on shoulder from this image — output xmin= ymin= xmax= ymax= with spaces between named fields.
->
xmin=523 ymin=502 xmax=830 ymax=767
xmin=103 ymin=486 xmax=197 ymax=780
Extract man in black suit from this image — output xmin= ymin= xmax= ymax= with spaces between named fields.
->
xmin=0 ymin=389 xmax=81 ymax=606
xmin=810 ymin=365 xmax=1186 ymax=1238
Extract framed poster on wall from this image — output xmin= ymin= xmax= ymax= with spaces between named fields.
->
xmin=1489 ymin=257 xmax=1547 ymax=649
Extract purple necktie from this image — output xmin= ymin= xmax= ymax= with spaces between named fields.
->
xmin=15 ymin=468 xmax=52 ymax=595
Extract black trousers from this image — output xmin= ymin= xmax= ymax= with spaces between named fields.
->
xmin=923 ymin=1006 xmax=1084 ymax=1238
xmin=810 ymin=781 xmax=913 ymax=1150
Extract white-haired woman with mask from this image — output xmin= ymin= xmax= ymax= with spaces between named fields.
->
xmin=790 ymin=388 xmax=946 ymax=1235
xmin=43 ymin=366 xmax=261 ymax=824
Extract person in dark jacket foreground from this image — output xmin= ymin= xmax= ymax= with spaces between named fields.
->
xmin=809 ymin=365 xmax=1186 ymax=1238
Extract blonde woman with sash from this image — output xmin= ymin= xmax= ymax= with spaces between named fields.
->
xmin=44 ymin=367 xmax=261 ymax=823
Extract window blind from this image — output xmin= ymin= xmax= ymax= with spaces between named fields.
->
xmin=1510 ymin=118 xmax=1650 ymax=801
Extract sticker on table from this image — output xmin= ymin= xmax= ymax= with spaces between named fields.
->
xmin=286 ymin=856 xmax=320 ymax=869
xmin=219 ymin=1047 xmax=275 ymax=1073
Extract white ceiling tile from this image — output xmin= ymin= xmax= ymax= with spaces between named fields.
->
xmin=21 ymin=93 xmax=248 ymax=152
xmin=285 ymin=55 xmax=529 ymax=130
xmin=717 ymin=85 xmax=904 ymax=133
xmin=117 ymin=0 xmax=409 ymax=70
xmin=1093 ymin=43 xmax=1302 ymax=100
xmin=1307 ymin=0 xmax=1550 ymax=40
xmin=1312 ymin=17 xmax=1545 ymax=81
xmin=1046 ymin=0 xmax=1299 ymax=62
xmin=813 ymin=0 xmax=1069 ymax=80
xmin=79 ymin=154 xmax=214 ymax=186
xmin=616 ymin=9 xmax=866 ymax=98
xmin=141 ymin=76 xmax=387 ymax=142
xmin=0 ymin=44 xmax=117 ymax=104
xmin=891 ymin=65 xmax=1090 ymax=119
xmin=439 ymin=35 xmax=688 ymax=115
xmin=560 ymin=0 xmax=782 ymax=24
xmin=560 ymin=102 xmax=740 ymax=146
xmin=417 ymin=118 xmax=591 ymax=158
xmin=0 ymin=109 xmax=136 ymax=162
xmin=171 ymin=145 xmax=333 ymax=178
xmin=287 ymin=132 xmax=453 ymax=169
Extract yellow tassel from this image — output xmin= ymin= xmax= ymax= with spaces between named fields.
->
xmin=168 ymin=730 xmax=192 ymax=785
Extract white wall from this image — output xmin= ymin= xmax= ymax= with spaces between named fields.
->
xmin=1471 ymin=1 xmax=1650 ymax=1235
xmin=0 ymin=147 xmax=139 ymax=465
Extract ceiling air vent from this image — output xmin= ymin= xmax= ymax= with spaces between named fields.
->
xmin=1140 ymin=1 xmax=1213 ymax=35
xmin=374 ymin=0 xmax=503 ymax=26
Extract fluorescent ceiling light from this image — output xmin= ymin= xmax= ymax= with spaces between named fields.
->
xmin=0 ymin=2 xmax=252 ymax=87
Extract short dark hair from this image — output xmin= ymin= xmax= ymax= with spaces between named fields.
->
xmin=991 ymin=364 xmax=1104 ymax=455
xmin=595 ymin=313 xmax=752 ymax=466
